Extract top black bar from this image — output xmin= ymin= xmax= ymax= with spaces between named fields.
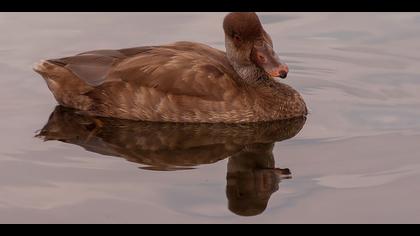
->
xmin=1 ymin=0 xmax=418 ymax=12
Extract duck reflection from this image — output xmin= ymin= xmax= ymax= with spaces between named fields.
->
xmin=37 ymin=106 xmax=306 ymax=216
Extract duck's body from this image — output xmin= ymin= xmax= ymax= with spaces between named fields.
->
xmin=34 ymin=13 xmax=307 ymax=123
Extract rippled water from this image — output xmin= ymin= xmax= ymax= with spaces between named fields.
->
xmin=1 ymin=12 xmax=420 ymax=223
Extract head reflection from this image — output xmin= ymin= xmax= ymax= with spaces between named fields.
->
xmin=37 ymin=106 xmax=306 ymax=216
xmin=226 ymin=143 xmax=292 ymax=216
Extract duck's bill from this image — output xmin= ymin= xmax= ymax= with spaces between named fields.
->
xmin=251 ymin=42 xmax=289 ymax=79
xmin=268 ymin=64 xmax=289 ymax=79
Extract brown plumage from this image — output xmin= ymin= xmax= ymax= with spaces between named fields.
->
xmin=34 ymin=12 xmax=307 ymax=123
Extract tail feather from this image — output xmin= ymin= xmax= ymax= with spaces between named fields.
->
xmin=33 ymin=59 xmax=93 ymax=110
xmin=33 ymin=60 xmax=57 ymax=76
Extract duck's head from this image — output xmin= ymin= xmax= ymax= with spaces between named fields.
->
xmin=223 ymin=12 xmax=289 ymax=82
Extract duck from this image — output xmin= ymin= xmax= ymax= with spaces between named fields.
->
xmin=33 ymin=12 xmax=307 ymax=123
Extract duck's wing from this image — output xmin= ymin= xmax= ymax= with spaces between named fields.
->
xmin=47 ymin=46 xmax=154 ymax=86
xmin=108 ymin=42 xmax=238 ymax=101
xmin=48 ymin=42 xmax=237 ymax=101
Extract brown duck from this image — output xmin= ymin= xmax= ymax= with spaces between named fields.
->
xmin=34 ymin=12 xmax=307 ymax=123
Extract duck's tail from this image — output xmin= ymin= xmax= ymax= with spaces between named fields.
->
xmin=33 ymin=59 xmax=49 ymax=74
xmin=33 ymin=59 xmax=68 ymax=83
xmin=33 ymin=59 xmax=93 ymax=111
xmin=33 ymin=59 xmax=65 ymax=101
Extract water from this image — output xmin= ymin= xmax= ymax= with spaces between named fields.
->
xmin=1 ymin=12 xmax=420 ymax=223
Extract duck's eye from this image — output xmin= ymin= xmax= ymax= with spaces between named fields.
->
xmin=258 ymin=54 xmax=267 ymax=63
xmin=233 ymin=34 xmax=242 ymax=42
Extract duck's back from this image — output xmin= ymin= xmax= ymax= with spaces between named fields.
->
xmin=34 ymin=42 xmax=255 ymax=123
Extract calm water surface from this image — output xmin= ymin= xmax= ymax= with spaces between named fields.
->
xmin=1 ymin=13 xmax=420 ymax=223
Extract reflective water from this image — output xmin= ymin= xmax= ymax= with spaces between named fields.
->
xmin=1 ymin=13 xmax=420 ymax=223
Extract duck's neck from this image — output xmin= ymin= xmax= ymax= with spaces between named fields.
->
xmin=225 ymin=37 xmax=265 ymax=84
xmin=229 ymin=61 xmax=266 ymax=84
